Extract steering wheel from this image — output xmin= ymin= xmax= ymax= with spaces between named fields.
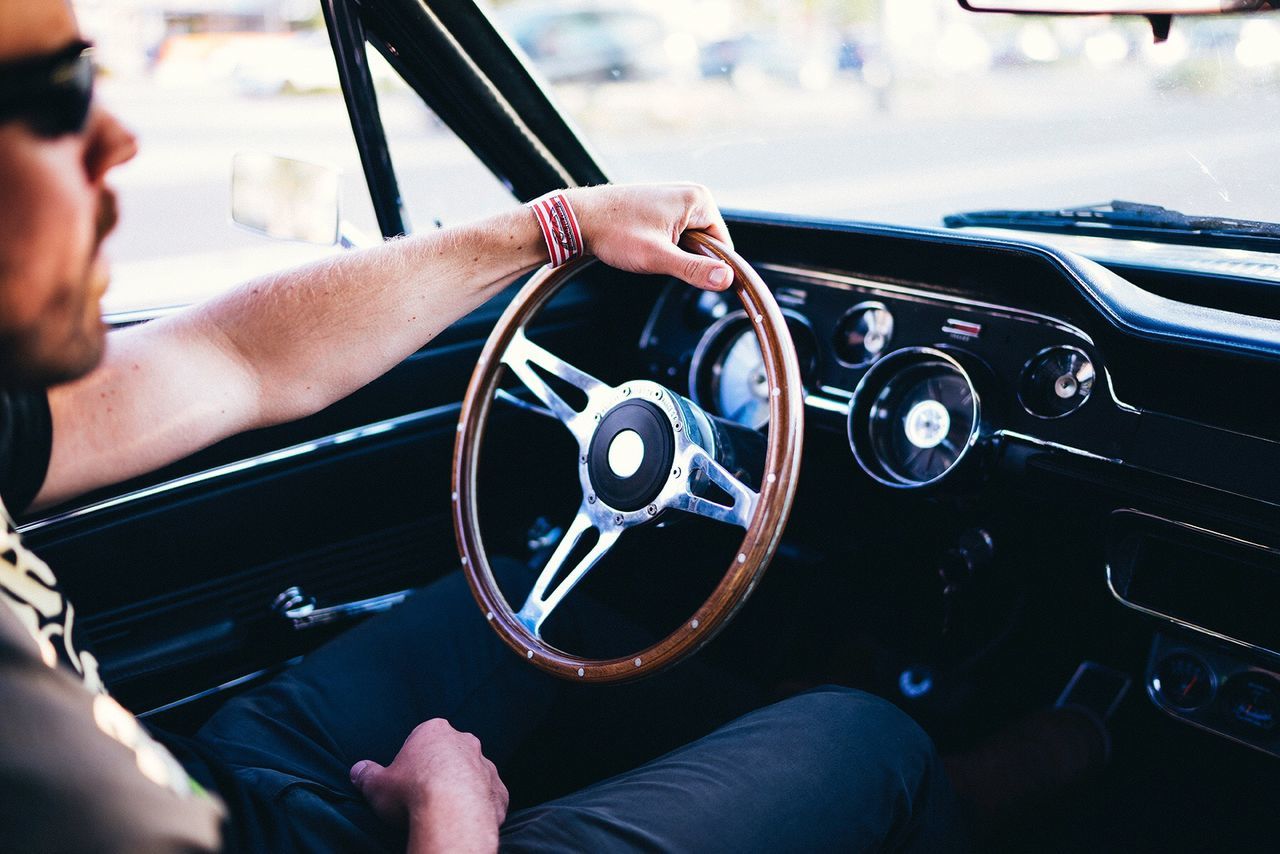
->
xmin=452 ymin=232 xmax=803 ymax=683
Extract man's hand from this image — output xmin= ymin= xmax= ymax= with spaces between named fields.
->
xmin=568 ymin=182 xmax=735 ymax=291
xmin=350 ymin=718 xmax=508 ymax=854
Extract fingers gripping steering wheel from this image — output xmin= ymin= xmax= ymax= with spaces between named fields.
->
xmin=452 ymin=232 xmax=803 ymax=683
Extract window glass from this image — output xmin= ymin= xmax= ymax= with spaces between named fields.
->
xmin=75 ymin=2 xmax=515 ymax=316
xmin=76 ymin=1 xmax=379 ymax=315
xmin=491 ymin=0 xmax=1280 ymax=230
xmin=376 ymin=60 xmax=520 ymax=230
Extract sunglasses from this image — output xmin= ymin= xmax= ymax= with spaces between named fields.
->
xmin=0 ymin=40 xmax=95 ymax=138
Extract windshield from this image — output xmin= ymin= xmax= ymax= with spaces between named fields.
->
xmin=491 ymin=1 xmax=1280 ymax=231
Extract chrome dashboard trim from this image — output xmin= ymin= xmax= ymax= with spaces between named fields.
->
xmin=18 ymin=402 xmax=464 ymax=535
xmin=1105 ymin=509 xmax=1280 ymax=661
xmin=993 ymin=429 xmax=1121 ymax=465
xmin=758 ymin=263 xmax=1097 ymax=345
xmin=803 ymin=394 xmax=850 ymax=415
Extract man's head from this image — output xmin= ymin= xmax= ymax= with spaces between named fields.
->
xmin=0 ymin=0 xmax=136 ymax=387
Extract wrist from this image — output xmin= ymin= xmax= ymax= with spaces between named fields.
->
xmin=527 ymin=189 xmax=586 ymax=266
xmin=408 ymin=794 xmax=499 ymax=854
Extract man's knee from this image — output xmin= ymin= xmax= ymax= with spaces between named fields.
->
xmin=772 ymin=686 xmax=942 ymax=797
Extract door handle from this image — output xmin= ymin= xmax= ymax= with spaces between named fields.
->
xmin=273 ymin=586 xmax=410 ymax=630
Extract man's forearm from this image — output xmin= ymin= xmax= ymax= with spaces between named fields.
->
xmin=37 ymin=205 xmax=546 ymax=510
xmin=208 ymin=205 xmax=546 ymax=426
xmin=37 ymin=183 xmax=732 ymax=510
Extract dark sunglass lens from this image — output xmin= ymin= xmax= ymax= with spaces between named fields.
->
xmin=30 ymin=56 xmax=94 ymax=137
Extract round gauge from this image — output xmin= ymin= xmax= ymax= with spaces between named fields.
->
xmin=689 ymin=310 xmax=817 ymax=430
xmin=834 ymin=302 xmax=894 ymax=367
xmin=1219 ymin=672 xmax=1280 ymax=736
xmin=714 ymin=330 xmax=771 ymax=429
xmin=1151 ymin=652 xmax=1215 ymax=711
xmin=1019 ymin=345 xmax=1095 ymax=419
xmin=848 ymin=347 xmax=982 ymax=488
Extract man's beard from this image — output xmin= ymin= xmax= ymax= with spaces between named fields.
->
xmin=0 ymin=190 xmax=117 ymax=389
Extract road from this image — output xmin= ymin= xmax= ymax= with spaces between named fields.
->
xmin=97 ymin=65 xmax=1280 ymax=314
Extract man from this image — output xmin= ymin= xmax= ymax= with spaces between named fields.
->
xmin=0 ymin=2 xmax=965 ymax=850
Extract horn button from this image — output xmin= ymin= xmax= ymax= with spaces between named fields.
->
xmin=588 ymin=400 xmax=676 ymax=512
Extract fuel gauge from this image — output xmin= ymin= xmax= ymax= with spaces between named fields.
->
xmin=1151 ymin=652 xmax=1215 ymax=712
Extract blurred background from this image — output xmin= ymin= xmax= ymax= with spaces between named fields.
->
xmin=72 ymin=0 xmax=1280 ymax=312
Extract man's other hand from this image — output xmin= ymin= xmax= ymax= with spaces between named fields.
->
xmin=569 ymin=183 xmax=735 ymax=291
xmin=351 ymin=718 xmax=508 ymax=853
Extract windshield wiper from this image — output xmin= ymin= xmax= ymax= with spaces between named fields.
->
xmin=943 ymin=201 xmax=1280 ymax=253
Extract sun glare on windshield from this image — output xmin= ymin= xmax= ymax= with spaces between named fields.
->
xmin=497 ymin=0 xmax=1280 ymax=230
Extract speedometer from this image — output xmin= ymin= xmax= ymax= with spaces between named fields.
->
xmin=690 ymin=310 xmax=817 ymax=430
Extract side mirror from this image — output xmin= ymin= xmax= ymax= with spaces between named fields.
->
xmin=231 ymin=153 xmax=342 ymax=246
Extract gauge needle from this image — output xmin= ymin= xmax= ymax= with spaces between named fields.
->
xmin=1182 ymin=675 xmax=1198 ymax=697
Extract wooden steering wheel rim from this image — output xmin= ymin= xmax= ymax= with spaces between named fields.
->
xmin=452 ymin=231 xmax=804 ymax=683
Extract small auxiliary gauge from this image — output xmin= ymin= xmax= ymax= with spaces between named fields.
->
xmin=1220 ymin=672 xmax=1280 ymax=736
xmin=1019 ymin=345 xmax=1095 ymax=419
xmin=1151 ymin=652 xmax=1215 ymax=712
xmin=834 ymin=302 xmax=894 ymax=368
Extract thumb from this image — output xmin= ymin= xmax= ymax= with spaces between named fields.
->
xmin=350 ymin=759 xmax=385 ymax=793
xmin=651 ymin=242 xmax=733 ymax=291
xmin=351 ymin=759 xmax=404 ymax=822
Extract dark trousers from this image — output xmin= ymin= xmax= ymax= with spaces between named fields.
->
xmin=191 ymin=563 xmax=966 ymax=852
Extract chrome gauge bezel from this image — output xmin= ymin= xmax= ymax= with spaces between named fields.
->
xmin=847 ymin=346 xmax=983 ymax=489
xmin=1017 ymin=344 xmax=1096 ymax=421
xmin=688 ymin=308 xmax=814 ymax=429
xmin=1148 ymin=649 xmax=1218 ymax=714
xmin=832 ymin=300 xmax=895 ymax=369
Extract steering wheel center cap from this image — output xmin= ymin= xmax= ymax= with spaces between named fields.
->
xmin=588 ymin=400 xmax=676 ymax=512
xmin=607 ymin=430 xmax=645 ymax=479
xmin=904 ymin=399 xmax=950 ymax=450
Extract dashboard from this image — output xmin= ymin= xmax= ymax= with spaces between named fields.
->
xmin=640 ymin=263 xmax=1122 ymax=491
xmin=631 ymin=214 xmax=1280 ymax=759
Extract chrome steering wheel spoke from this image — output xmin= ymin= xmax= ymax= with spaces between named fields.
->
xmin=516 ymin=503 xmax=621 ymax=637
xmin=667 ymin=443 xmax=759 ymax=529
xmin=502 ymin=327 xmax=612 ymax=445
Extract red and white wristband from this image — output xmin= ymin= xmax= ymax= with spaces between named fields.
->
xmin=528 ymin=191 xmax=584 ymax=268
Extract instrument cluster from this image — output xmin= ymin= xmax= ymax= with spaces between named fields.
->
xmin=639 ymin=263 xmax=1124 ymax=491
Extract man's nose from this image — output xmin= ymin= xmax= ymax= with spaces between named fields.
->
xmin=84 ymin=105 xmax=138 ymax=184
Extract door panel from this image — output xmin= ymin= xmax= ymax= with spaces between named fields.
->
xmin=21 ymin=274 xmax=615 ymax=717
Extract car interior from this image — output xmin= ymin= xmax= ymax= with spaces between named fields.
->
xmin=22 ymin=0 xmax=1280 ymax=849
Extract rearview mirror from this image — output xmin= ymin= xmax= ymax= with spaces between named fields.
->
xmin=231 ymin=152 xmax=342 ymax=246
xmin=960 ymin=0 xmax=1267 ymax=13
